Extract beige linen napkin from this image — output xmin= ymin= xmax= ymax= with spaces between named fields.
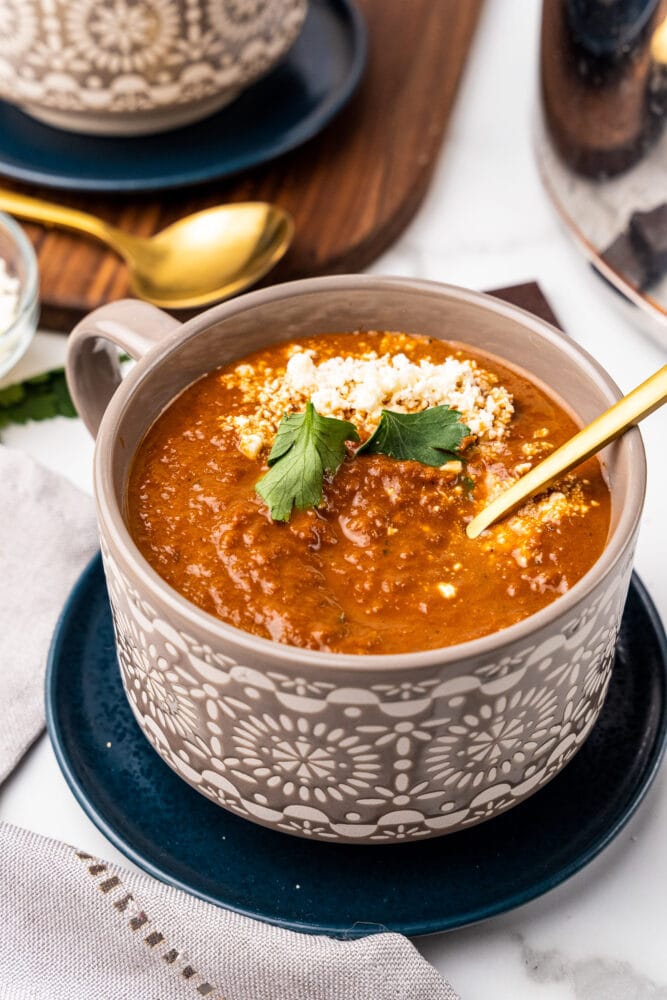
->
xmin=0 ymin=446 xmax=459 ymax=1000
xmin=0 ymin=822 xmax=458 ymax=1000
xmin=0 ymin=446 xmax=98 ymax=782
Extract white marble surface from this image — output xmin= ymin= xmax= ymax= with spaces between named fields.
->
xmin=1 ymin=3 xmax=666 ymax=998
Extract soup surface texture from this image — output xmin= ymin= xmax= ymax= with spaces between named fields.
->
xmin=127 ymin=332 xmax=611 ymax=654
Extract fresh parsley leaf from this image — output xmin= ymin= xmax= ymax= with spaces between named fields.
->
xmin=256 ymin=401 xmax=359 ymax=522
xmin=0 ymin=368 xmax=77 ymax=431
xmin=0 ymin=383 xmax=25 ymax=407
xmin=357 ymin=405 xmax=470 ymax=466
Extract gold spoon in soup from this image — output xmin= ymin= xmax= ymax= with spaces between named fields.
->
xmin=466 ymin=364 xmax=667 ymax=539
xmin=0 ymin=189 xmax=293 ymax=309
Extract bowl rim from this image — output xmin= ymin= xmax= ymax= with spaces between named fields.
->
xmin=0 ymin=212 xmax=39 ymax=343
xmin=94 ymin=274 xmax=647 ymax=672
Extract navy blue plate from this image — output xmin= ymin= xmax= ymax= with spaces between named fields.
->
xmin=0 ymin=0 xmax=365 ymax=193
xmin=46 ymin=556 xmax=667 ymax=937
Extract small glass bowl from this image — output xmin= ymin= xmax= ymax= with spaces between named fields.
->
xmin=0 ymin=212 xmax=39 ymax=380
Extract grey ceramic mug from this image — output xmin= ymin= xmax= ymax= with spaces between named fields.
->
xmin=66 ymin=276 xmax=646 ymax=843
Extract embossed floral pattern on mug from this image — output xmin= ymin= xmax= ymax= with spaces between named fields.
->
xmin=102 ymin=535 xmax=633 ymax=842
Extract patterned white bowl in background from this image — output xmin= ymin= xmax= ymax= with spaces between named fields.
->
xmin=0 ymin=0 xmax=308 ymax=135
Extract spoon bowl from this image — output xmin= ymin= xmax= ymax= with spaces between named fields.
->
xmin=120 ymin=204 xmax=294 ymax=309
xmin=0 ymin=191 xmax=293 ymax=309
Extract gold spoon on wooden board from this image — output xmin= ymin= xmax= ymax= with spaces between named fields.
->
xmin=466 ymin=364 xmax=667 ymax=539
xmin=0 ymin=190 xmax=293 ymax=310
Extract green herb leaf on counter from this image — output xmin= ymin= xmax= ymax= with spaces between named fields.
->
xmin=256 ymin=401 xmax=359 ymax=522
xmin=0 ymin=368 xmax=77 ymax=431
xmin=357 ymin=405 xmax=470 ymax=466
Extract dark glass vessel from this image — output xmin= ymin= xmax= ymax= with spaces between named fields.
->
xmin=541 ymin=0 xmax=667 ymax=177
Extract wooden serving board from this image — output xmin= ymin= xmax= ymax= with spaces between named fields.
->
xmin=6 ymin=0 xmax=483 ymax=331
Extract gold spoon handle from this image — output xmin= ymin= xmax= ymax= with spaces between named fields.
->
xmin=0 ymin=188 xmax=119 ymax=251
xmin=466 ymin=364 xmax=667 ymax=539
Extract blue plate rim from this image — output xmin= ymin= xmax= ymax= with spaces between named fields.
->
xmin=0 ymin=0 xmax=367 ymax=193
xmin=45 ymin=556 xmax=667 ymax=938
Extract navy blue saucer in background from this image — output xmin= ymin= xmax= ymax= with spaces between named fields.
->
xmin=0 ymin=0 xmax=366 ymax=192
xmin=46 ymin=555 xmax=667 ymax=938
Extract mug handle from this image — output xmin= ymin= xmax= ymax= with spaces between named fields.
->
xmin=66 ymin=299 xmax=182 ymax=437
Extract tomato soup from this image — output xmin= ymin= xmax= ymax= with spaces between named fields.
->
xmin=127 ymin=332 xmax=611 ymax=654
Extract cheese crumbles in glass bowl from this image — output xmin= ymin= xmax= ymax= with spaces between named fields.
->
xmin=0 ymin=213 xmax=39 ymax=379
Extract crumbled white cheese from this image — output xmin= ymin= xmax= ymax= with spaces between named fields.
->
xmin=437 ymin=582 xmax=457 ymax=599
xmin=484 ymin=480 xmax=591 ymax=567
xmin=222 ymin=342 xmax=514 ymax=459
xmin=0 ymin=259 xmax=20 ymax=334
xmin=284 ymin=350 xmax=513 ymax=439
